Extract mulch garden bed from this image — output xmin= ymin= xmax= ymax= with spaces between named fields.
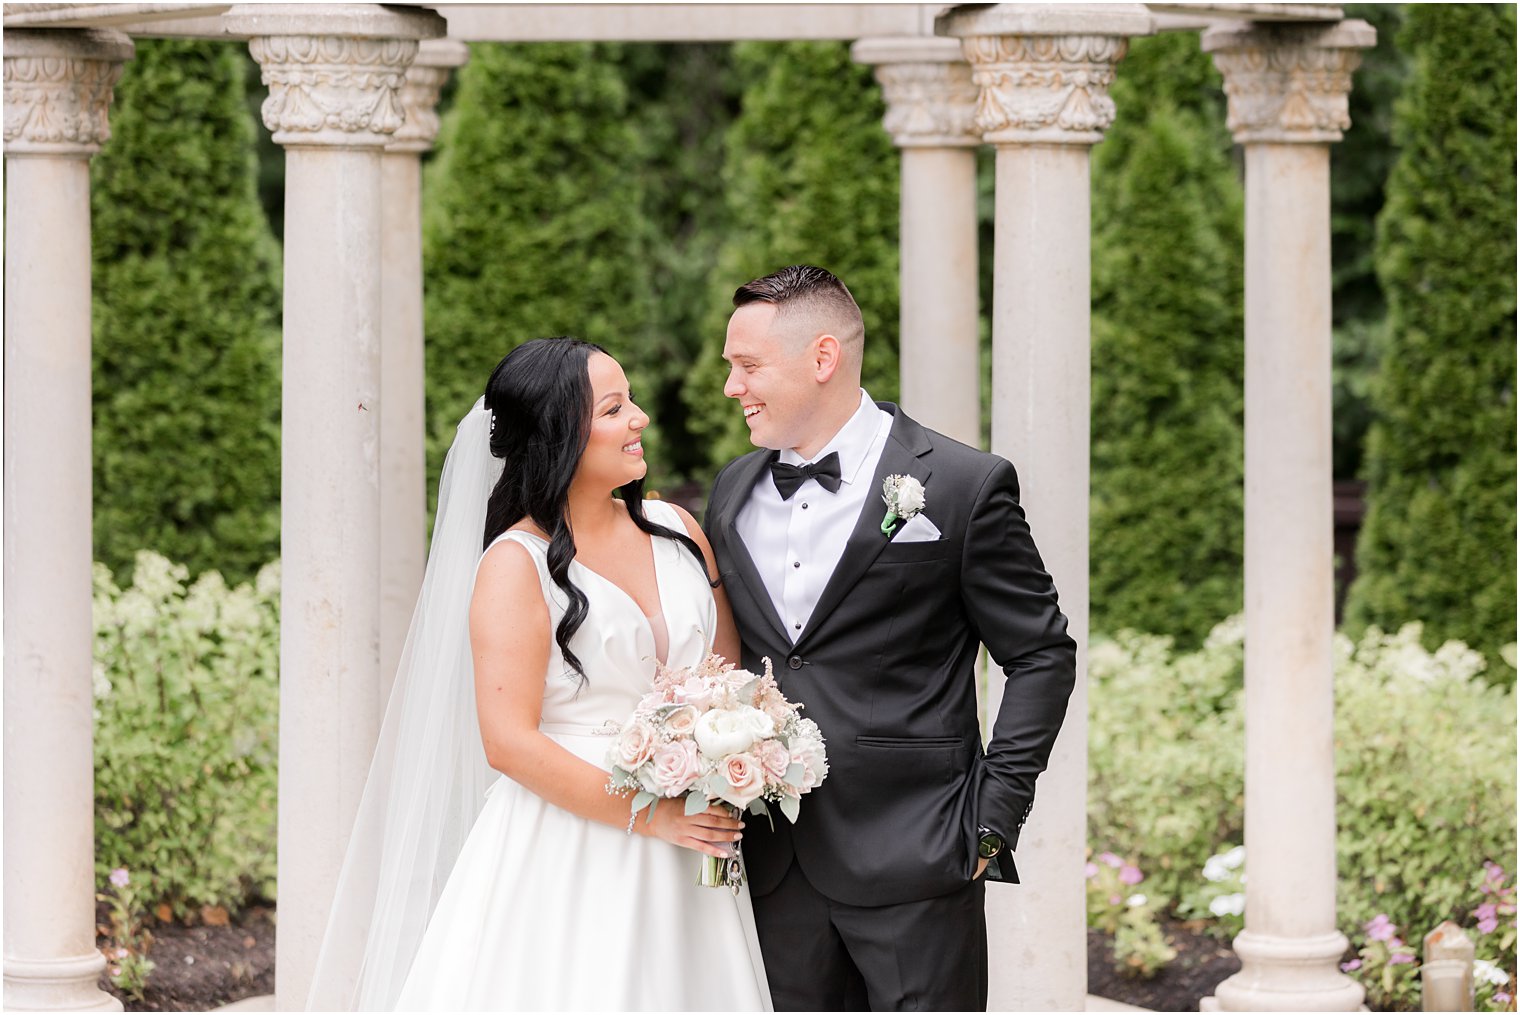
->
xmin=97 ymin=903 xmax=274 ymax=1012
xmin=1087 ymin=918 xmax=1243 ymax=1011
xmin=103 ymin=906 xmax=1238 ymax=1012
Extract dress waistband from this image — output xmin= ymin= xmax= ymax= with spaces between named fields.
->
xmin=538 ymin=721 xmax=621 ymax=738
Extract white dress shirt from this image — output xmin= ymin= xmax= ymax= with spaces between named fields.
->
xmin=735 ymin=390 xmax=892 ymax=643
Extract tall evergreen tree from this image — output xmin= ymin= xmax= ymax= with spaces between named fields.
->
xmin=90 ymin=39 xmax=282 ymax=584
xmin=1346 ymin=4 xmax=1517 ymax=667
xmin=683 ymin=41 xmax=900 ymax=478
xmin=1089 ymin=32 xmax=1246 ymax=646
xmin=422 ymin=43 xmax=661 ymax=498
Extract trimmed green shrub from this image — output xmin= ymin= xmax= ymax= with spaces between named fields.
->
xmin=1345 ymin=4 xmax=1517 ymax=669
xmin=683 ymin=41 xmax=900 ymax=479
xmin=1089 ymin=33 xmax=1245 ymax=648
xmin=1088 ymin=618 xmax=1517 ymax=1000
xmin=421 ymin=43 xmax=661 ymax=500
xmin=93 ymin=553 xmax=280 ymax=915
xmin=90 ymin=39 xmax=282 ymax=585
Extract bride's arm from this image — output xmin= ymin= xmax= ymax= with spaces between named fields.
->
xmin=470 ymin=539 xmax=741 ymax=856
xmin=669 ymin=504 xmax=741 ymax=665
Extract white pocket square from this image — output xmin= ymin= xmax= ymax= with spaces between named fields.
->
xmin=893 ymin=513 xmax=941 ymax=543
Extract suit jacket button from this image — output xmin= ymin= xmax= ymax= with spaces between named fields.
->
xmin=787 ymin=655 xmax=803 ymax=670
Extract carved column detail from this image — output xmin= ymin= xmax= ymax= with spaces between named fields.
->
xmin=388 ymin=38 xmax=470 ymax=155
xmin=1204 ymin=22 xmax=1376 ymax=144
xmin=855 ymin=37 xmax=979 ymax=149
xmin=3 ymin=28 xmax=133 ymax=157
xmin=955 ymin=33 xmax=1129 ymax=145
xmin=248 ymin=36 xmax=416 ymax=146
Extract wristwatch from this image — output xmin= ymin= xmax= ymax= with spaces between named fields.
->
xmin=977 ymin=825 xmax=1005 ymax=860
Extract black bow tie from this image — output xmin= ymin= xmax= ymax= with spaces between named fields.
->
xmin=770 ymin=452 xmax=842 ymax=500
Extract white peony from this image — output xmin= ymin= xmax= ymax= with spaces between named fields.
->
xmin=693 ymin=708 xmax=759 ymax=759
xmin=895 ymin=477 xmax=926 ymax=516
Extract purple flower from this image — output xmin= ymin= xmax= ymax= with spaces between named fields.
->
xmin=1119 ymin=865 xmax=1144 ymax=886
xmin=1098 ymin=852 xmax=1123 ymax=868
xmin=1494 ymin=991 xmax=1511 ymax=1004
xmin=1108 ymin=894 xmax=1122 ymax=906
xmin=1484 ymin=861 xmax=1505 ymax=882
xmin=1340 ymin=959 xmax=1362 ymax=972
xmin=1085 ymin=862 xmax=1099 ymax=879
xmin=1478 ymin=916 xmax=1499 ymax=934
xmin=1477 ymin=903 xmax=1499 ymax=921
xmin=1364 ymin=914 xmax=1395 ymax=941
xmin=109 ymin=868 xmax=130 ymax=888
xmin=1387 ymin=952 xmax=1416 ymax=966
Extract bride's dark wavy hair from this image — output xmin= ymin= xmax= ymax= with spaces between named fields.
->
xmin=481 ymin=337 xmax=714 ymax=683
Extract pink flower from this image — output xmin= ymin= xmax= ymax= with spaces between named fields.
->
xmin=114 ymin=947 xmax=129 ymax=959
xmin=673 ymin=676 xmax=716 ymax=709
xmin=1479 ymin=916 xmax=1499 ymax=934
xmin=613 ymin=719 xmax=658 ymax=771
xmin=1364 ymin=914 xmax=1395 ymax=942
xmin=109 ymin=868 xmax=130 ymax=888
xmin=651 ymin=739 xmax=702 ymax=797
xmin=1495 ymin=992 xmax=1512 ymax=1004
xmin=789 ymin=739 xmax=828 ymax=791
xmin=663 ymin=705 xmax=699 ymax=738
xmin=1387 ymin=952 xmax=1415 ymax=966
xmin=1340 ymin=959 xmax=1362 ymax=972
xmin=757 ymin=740 xmax=791 ymax=783
xmin=1085 ymin=862 xmax=1099 ymax=879
xmin=1119 ymin=865 xmax=1143 ymax=885
xmin=1108 ymin=894 xmax=1122 ymax=906
xmin=1485 ymin=861 xmax=1506 ymax=883
xmin=717 ymin=753 xmax=765 ymax=808
xmin=1098 ymin=852 xmax=1122 ymax=868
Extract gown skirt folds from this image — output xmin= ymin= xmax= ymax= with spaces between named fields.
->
xmin=393 ymin=500 xmax=771 ymax=1011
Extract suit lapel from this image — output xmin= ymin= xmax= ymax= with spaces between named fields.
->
xmin=714 ymin=451 xmax=790 ymax=644
xmin=794 ymin=404 xmax=933 ymax=651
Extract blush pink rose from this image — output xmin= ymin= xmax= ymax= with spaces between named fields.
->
xmin=651 ymin=739 xmax=703 ymax=797
xmin=717 ymin=752 xmax=765 ymax=808
xmin=663 ymin=705 xmax=699 ymax=738
xmin=757 ymin=739 xmax=791 ymax=783
xmin=614 ymin=719 xmax=657 ymax=771
xmin=673 ymin=676 xmax=716 ymax=709
xmin=789 ymin=739 xmax=829 ymax=791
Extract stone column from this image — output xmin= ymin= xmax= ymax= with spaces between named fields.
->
xmin=942 ymin=5 xmax=1151 ymax=1009
xmin=222 ymin=6 xmax=444 ymax=1008
xmin=851 ymin=37 xmax=981 ymax=448
xmin=1200 ymin=20 xmax=1374 ymax=1013
xmin=3 ymin=27 xmax=134 ymax=1014
xmin=378 ymin=39 xmax=469 ymax=706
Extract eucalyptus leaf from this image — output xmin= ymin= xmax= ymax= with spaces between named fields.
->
xmin=779 ymin=795 xmax=800 ymax=824
xmin=684 ymin=792 xmax=709 ymax=816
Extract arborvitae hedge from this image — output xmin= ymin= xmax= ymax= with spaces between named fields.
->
xmin=683 ymin=42 xmax=900 ymax=478
xmin=1346 ymin=4 xmax=1517 ymax=667
xmin=90 ymin=39 xmax=282 ymax=584
xmin=1089 ymin=33 xmax=1245 ymax=647
xmin=421 ymin=43 xmax=660 ymax=498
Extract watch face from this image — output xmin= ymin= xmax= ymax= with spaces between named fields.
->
xmin=978 ymin=834 xmax=1003 ymax=859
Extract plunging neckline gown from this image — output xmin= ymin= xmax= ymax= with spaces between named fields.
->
xmin=392 ymin=499 xmax=771 ymax=1011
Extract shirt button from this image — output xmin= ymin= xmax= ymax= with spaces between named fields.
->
xmin=801 ymin=502 xmax=809 ymax=510
xmin=793 ymin=621 xmax=801 ymax=630
xmin=793 ymin=561 xmax=801 ymax=569
xmin=788 ymin=655 xmax=803 ymax=669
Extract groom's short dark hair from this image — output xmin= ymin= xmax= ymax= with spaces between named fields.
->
xmin=733 ymin=265 xmax=865 ymax=358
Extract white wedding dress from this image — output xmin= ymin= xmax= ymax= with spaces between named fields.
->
xmin=393 ymin=499 xmax=771 ymax=1012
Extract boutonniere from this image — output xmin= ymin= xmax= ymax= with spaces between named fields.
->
xmin=880 ymin=474 xmax=926 ymax=537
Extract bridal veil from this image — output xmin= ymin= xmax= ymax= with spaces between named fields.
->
xmin=306 ymin=399 xmax=502 ymax=1010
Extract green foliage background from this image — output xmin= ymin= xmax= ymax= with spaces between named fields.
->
xmin=1345 ymin=4 xmax=1518 ymax=666
xmin=1089 ymin=33 xmax=1245 ymax=648
xmin=90 ymin=40 xmax=282 ymax=585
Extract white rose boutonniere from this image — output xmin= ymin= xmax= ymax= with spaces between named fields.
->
xmin=880 ymin=474 xmax=926 ymax=537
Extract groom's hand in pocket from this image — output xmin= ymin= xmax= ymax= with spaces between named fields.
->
xmin=974 ymin=857 xmax=990 ymax=880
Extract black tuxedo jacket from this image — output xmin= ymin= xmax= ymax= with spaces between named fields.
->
xmin=705 ymin=403 xmax=1076 ymax=908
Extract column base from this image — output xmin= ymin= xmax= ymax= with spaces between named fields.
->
xmin=1201 ymin=929 xmax=1364 ymax=1012
xmin=4 ymin=952 xmax=122 ymax=1011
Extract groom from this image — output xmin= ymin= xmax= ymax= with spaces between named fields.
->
xmin=704 ymin=265 xmax=1076 ymax=1011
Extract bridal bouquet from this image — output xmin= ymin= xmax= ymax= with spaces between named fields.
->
xmin=605 ymin=654 xmax=829 ymax=890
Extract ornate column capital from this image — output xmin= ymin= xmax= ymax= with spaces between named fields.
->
xmin=388 ymin=39 xmax=470 ymax=154
xmin=3 ymin=28 xmax=134 ymax=158
xmin=224 ymin=4 xmax=446 ymax=148
xmin=852 ymin=37 xmax=979 ymax=149
xmin=940 ymin=3 xmax=1152 ymax=146
xmin=1202 ymin=20 xmax=1377 ymax=144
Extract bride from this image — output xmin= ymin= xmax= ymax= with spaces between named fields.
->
xmin=307 ymin=338 xmax=772 ymax=1011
